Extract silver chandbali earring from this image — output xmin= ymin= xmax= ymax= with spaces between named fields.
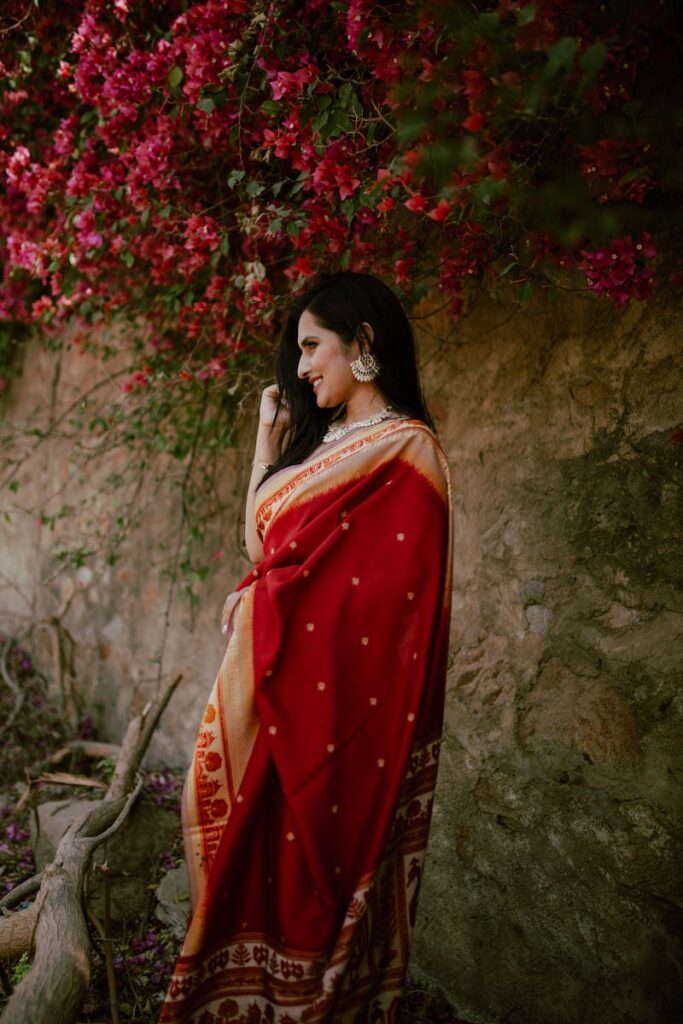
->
xmin=349 ymin=350 xmax=380 ymax=382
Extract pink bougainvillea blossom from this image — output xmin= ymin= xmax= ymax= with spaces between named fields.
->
xmin=579 ymin=234 xmax=657 ymax=306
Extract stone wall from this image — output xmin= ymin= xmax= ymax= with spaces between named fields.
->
xmin=1 ymin=290 xmax=682 ymax=1023
xmin=412 ymin=290 xmax=683 ymax=1024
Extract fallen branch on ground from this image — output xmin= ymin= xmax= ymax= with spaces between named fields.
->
xmin=0 ymin=673 xmax=182 ymax=1024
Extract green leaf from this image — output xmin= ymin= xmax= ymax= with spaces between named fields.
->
xmin=197 ymin=96 xmax=215 ymax=113
xmin=246 ymin=181 xmax=264 ymax=197
xmin=168 ymin=65 xmax=183 ymax=90
xmin=338 ymin=82 xmax=353 ymax=106
xmin=620 ymin=167 xmax=646 ymax=184
xmin=311 ymin=109 xmax=331 ymax=136
xmin=517 ymin=281 xmax=533 ymax=303
xmin=227 ymin=169 xmax=246 ymax=188
xmin=140 ymin=207 xmax=150 ymax=225
xmin=546 ymin=36 xmax=578 ymax=75
xmin=515 ymin=4 xmax=536 ymax=26
xmin=478 ymin=11 xmax=501 ymax=35
xmin=396 ymin=109 xmax=432 ymax=145
xmin=260 ymin=99 xmax=282 ymax=117
xmin=579 ymin=41 xmax=607 ymax=81
xmin=622 ymin=99 xmax=643 ymax=119
xmin=8 ymin=480 xmax=19 ymax=493
xmin=121 ymin=251 xmax=134 ymax=267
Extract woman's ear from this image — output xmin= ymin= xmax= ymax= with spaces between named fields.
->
xmin=356 ymin=321 xmax=374 ymax=351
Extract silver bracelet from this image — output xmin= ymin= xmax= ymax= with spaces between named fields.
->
xmin=252 ymin=460 xmax=271 ymax=471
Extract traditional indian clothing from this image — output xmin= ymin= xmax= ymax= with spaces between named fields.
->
xmin=160 ymin=416 xmax=453 ymax=1024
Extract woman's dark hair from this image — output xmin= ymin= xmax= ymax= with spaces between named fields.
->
xmin=260 ymin=270 xmax=434 ymax=484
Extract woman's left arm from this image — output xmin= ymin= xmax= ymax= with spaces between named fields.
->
xmin=244 ymin=386 xmax=289 ymax=563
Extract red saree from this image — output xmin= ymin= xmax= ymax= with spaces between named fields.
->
xmin=159 ymin=417 xmax=453 ymax=1024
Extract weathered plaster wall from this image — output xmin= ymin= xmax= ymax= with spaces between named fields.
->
xmin=1 ymin=290 xmax=682 ymax=1023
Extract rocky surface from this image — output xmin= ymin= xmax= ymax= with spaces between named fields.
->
xmin=155 ymin=864 xmax=191 ymax=940
xmin=411 ymin=291 xmax=683 ymax=1023
xmin=33 ymin=794 xmax=179 ymax=924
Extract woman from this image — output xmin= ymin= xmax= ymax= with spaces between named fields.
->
xmin=160 ymin=271 xmax=453 ymax=1024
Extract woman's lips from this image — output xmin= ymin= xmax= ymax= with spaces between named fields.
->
xmin=311 ymin=377 xmax=322 ymax=392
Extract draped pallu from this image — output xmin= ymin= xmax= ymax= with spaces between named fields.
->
xmin=160 ymin=418 xmax=453 ymax=1024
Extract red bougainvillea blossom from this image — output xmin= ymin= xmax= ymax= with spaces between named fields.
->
xmin=0 ymin=0 xmax=679 ymax=405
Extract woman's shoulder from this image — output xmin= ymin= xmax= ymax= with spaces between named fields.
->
xmin=379 ymin=417 xmax=450 ymax=485
xmin=388 ymin=416 xmax=446 ymax=453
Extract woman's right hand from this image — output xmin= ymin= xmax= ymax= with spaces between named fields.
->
xmin=259 ymin=384 xmax=290 ymax=434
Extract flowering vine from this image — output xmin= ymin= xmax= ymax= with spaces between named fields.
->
xmin=0 ymin=0 xmax=681 ymax=593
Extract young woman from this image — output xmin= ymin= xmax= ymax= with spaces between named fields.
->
xmin=160 ymin=271 xmax=453 ymax=1024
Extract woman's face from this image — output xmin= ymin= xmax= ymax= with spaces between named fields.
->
xmin=296 ymin=309 xmax=360 ymax=409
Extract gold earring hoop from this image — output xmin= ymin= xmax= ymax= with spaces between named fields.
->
xmin=350 ymin=352 xmax=380 ymax=382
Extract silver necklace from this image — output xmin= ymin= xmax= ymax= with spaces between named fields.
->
xmin=322 ymin=405 xmax=394 ymax=444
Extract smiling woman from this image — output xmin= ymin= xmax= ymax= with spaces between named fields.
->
xmin=160 ymin=272 xmax=453 ymax=1024
xmin=296 ymin=309 xmax=378 ymax=411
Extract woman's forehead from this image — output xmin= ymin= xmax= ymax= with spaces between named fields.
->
xmin=296 ymin=309 xmax=325 ymax=344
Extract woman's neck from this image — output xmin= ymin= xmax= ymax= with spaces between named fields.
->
xmin=343 ymin=388 xmax=390 ymax=422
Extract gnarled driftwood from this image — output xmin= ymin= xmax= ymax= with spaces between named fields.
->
xmin=0 ymin=674 xmax=181 ymax=1024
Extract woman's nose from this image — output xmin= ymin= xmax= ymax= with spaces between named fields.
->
xmin=297 ymin=352 xmax=308 ymax=379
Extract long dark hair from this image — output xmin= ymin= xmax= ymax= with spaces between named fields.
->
xmin=260 ymin=271 xmax=434 ymax=484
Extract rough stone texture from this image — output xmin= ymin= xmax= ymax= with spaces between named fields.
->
xmin=155 ymin=864 xmax=191 ymax=940
xmin=2 ymin=290 xmax=683 ymax=1022
xmin=411 ymin=291 xmax=683 ymax=1024
xmin=32 ymin=794 xmax=179 ymax=923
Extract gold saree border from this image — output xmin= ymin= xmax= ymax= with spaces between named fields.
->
xmin=182 ymin=584 xmax=259 ymax=948
xmin=255 ymin=419 xmax=450 ymax=544
xmin=162 ymin=735 xmax=442 ymax=1024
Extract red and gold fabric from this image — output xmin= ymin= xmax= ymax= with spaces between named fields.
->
xmin=159 ymin=418 xmax=453 ymax=1024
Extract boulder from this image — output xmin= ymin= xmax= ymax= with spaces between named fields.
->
xmin=32 ymin=793 xmax=180 ymax=924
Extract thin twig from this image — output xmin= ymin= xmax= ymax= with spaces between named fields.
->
xmin=0 ymin=640 xmax=26 ymax=738
xmin=0 ymin=873 xmax=43 ymax=912
xmin=98 ymin=864 xmax=120 ymax=1024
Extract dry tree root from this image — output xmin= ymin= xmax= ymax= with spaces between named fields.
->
xmin=0 ymin=673 xmax=182 ymax=1024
